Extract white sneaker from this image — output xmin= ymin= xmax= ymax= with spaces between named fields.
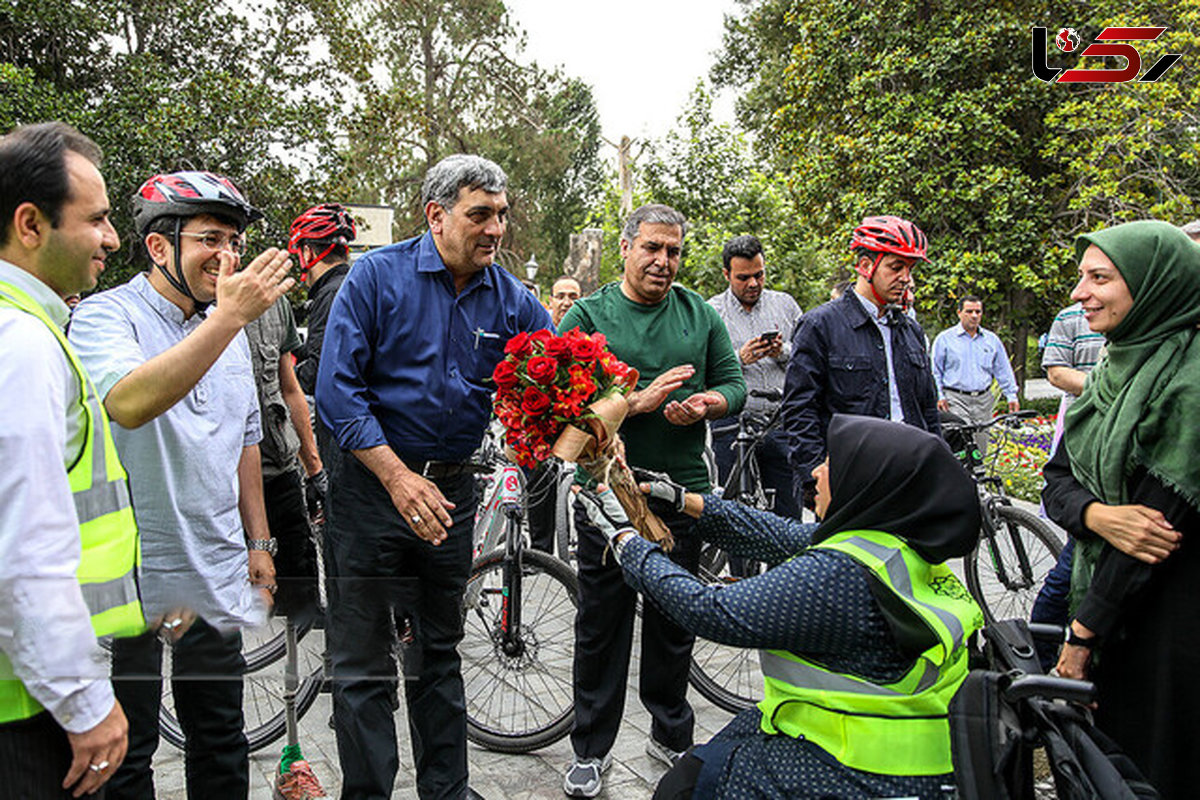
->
xmin=562 ymin=752 xmax=612 ymax=798
xmin=645 ymin=737 xmax=688 ymax=769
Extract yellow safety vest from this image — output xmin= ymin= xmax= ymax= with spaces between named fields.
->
xmin=0 ymin=281 xmax=144 ymax=724
xmin=758 ymin=530 xmax=983 ymax=776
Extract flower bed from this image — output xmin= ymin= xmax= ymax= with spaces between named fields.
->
xmin=988 ymin=415 xmax=1056 ymax=503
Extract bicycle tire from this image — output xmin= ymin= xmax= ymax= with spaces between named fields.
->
xmin=157 ymin=618 xmax=325 ymax=753
xmin=688 ymin=639 xmax=762 ymax=714
xmin=965 ymin=505 xmax=1064 ymax=624
xmin=687 ymin=552 xmax=764 ymax=714
xmin=461 ymin=548 xmax=578 ymax=753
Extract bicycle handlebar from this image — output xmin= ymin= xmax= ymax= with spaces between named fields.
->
xmin=943 ymin=409 xmax=1039 ymax=435
xmin=749 ymin=389 xmax=782 ymax=403
xmin=1003 ymin=674 xmax=1097 ymax=705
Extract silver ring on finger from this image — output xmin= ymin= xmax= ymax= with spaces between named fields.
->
xmin=89 ymin=760 xmax=110 ymax=772
xmin=411 ymin=514 xmax=422 ymax=524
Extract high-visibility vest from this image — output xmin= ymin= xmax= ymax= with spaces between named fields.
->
xmin=0 ymin=280 xmax=144 ymax=724
xmin=758 ymin=529 xmax=983 ymax=776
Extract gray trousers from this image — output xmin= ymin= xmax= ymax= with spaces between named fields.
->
xmin=946 ymin=389 xmax=995 ymax=456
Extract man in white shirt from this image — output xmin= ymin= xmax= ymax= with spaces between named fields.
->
xmin=0 ymin=122 xmax=142 ymax=799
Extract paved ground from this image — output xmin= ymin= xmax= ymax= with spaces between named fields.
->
xmin=149 ymin=486 xmax=1067 ymax=799
xmin=151 ymin=624 xmax=735 ymax=799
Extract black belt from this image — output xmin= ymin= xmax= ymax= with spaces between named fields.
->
xmin=404 ymin=459 xmax=472 ymax=479
xmin=945 ymin=387 xmax=990 ymax=397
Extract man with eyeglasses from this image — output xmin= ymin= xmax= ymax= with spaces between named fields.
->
xmin=68 ymin=170 xmax=293 ymax=799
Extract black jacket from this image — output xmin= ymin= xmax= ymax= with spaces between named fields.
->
xmin=782 ymin=291 xmax=939 ymax=494
xmin=295 ymin=262 xmax=350 ymax=396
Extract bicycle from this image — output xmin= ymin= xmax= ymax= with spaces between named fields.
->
xmin=687 ymin=389 xmax=784 ymax=714
xmin=461 ymin=449 xmax=580 ymax=753
xmin=942 ymin=410 xmax=1065 ymax=624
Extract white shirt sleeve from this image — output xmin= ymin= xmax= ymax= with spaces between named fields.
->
xmin=0 ymin=313 xmax=115 ymax=733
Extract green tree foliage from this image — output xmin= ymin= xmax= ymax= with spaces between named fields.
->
xmin=328 ymin=0 xmax=605 ymax=276
xmin=1 ymin=0 xmax=603 ymax=292
xmin=1 ymin=0 xmax=351 ymax=287
xmin=712 ymin=0 xmax=1200 ymax=383
xmin=638 ymin=84 xmax=829 ymax=309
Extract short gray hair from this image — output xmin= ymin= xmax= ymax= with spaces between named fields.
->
xmin=421 ymin=154 xmax=508 ymax=209
xmin=1180 ymin=219 xmax=1200 ymax=240
xmin=620 ymin=204 xmax=687 ymax=244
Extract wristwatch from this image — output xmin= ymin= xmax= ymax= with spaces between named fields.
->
xmin=1065 ymin=627 xmax=1096 ymax=648
xmin=247 ymin=537 xmax=278 ymax=557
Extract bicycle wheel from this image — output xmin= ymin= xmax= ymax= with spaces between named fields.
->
xmin=158 ymin=616 xmax=325 ymax=752
xmin=965 ymin=505 xmax=1064 ymax=624
xmin=687 ymin=554 xmax=763 ymax=714
xmin=461 ymin=548 xmax=578 ymax=753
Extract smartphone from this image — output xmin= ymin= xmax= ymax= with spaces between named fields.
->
xmin=760 ymin=331 xmax=780 ymax=343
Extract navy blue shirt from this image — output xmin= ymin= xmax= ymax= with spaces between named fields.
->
xmin=316 ymin=231 xmax=552 ymax=461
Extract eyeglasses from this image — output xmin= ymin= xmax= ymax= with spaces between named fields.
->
xmin=178 ymin=231 xmax=247 ymax=256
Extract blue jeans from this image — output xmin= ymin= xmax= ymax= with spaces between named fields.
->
xmin=1029 ymin=537 xmax=1075 ymax=671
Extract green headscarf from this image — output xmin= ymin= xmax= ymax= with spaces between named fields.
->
xmin=1064 ymin=220 xmax=1200 ymax=508
xmin=1064 ymin=221 xmax=1200 ymax=614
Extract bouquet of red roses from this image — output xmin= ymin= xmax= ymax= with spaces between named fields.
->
xmin=491 ymin=327 xmax=673 ymax=548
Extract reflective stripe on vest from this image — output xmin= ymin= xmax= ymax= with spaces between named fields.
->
xmin=757 ymin=530 xmax=983 ymax=776
xmin=0 ymin=282 xmax=144 ymax=724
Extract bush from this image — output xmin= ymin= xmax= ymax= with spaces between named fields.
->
xmin=988 ymin=416 xmax=1055 ymax=503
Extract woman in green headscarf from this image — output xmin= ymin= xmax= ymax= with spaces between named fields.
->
xmin=1041 ymin=220 xmax=1200 ymax=799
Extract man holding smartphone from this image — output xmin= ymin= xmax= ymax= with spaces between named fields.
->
xmin=708 ymin=235 xmax=803 ymax=518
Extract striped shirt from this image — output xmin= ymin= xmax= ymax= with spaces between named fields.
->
xmin=1042 ymin=302 xmax=1106 ymax=418
xmin=708 ymin=288 xmax=802 ymax=415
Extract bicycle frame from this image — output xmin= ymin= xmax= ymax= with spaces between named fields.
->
xmin=488 ymin=463 xmax=528 ymax=657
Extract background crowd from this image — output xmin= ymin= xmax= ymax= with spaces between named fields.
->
xmin=3 ymin=110 xmax=1199 ymax=800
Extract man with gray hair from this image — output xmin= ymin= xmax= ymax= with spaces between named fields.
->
xmin=318 ymin=153 xmax=551 ymax=799
xmin=558 ymin=203 xmax=745 ymax=797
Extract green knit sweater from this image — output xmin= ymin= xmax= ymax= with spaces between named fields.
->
xmin=559 ymin=283 xmax=746 ymax=491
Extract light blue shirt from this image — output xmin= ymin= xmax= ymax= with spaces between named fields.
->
xmin=930 ymin=322 xmax=1018 ymax=401
xmin=853 ymin=291 xmax=904 ymax=421
xmin=69 ymin=273 xmax=264 ymax=630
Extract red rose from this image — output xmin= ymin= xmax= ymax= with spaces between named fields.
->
xmin=504 ymin=332 xmax=532 ymax=356
xmin=529 ymin=329 xmax=554 ymax=348
xmin=526 ymin=356 xmax=558 ymax=386
xmin=569 ymin=334 xmax=602 ymax=362
xmin=521 ymin=386 xmax=553 ymax=416
xmin=492 ymin=359 xmax=519 ymax=389
xmin=544 ymin=336 xmax=573 ymax=360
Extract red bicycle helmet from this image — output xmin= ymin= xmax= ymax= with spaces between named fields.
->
xmin=133 ymin=171 xmax=262 ymax=235
xmin=132 ymin=171 xmax=261 ymax=314
xmin=849 ymin=215 xmax=929 ymax=279
xmin=288 ymin=204 xmax=357 ymax=275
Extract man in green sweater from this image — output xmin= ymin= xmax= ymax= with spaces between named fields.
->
xmin=558 ymin=204 xmax=746 ymax=797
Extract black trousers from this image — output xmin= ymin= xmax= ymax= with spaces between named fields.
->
xmin=570 ymin=501 xmax=700 ymax=758
xmin=524 ymin=461 xmax=559 ymax=554
xmin=0 ymin=710 xmax=103 ymax=799
xmin=107 ymin=619 xmax=247 ymax=800
xmin=262 ymin=468 xmax=320 ymax=624
xmin=325 ymin=455 xmax=475 ymax=800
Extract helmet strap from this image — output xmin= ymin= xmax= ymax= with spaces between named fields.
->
xmin=299 ymin=241 xmax=340 ymax=284
xmin=152 ymin=218 xmax=209 ymax=318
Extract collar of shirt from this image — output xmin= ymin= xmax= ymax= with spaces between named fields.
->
xmin=0 ymin=259 xmax=69 ymax=330
xmin=852 ymin=288 xmax=889 ymax=327
xmin=953 ymin=321 xmax=985 ymax=339
xmin=416 ymin=232 xmax=495 ymax=295
xmin=130 ymin=272 xmax=202 ymax=329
